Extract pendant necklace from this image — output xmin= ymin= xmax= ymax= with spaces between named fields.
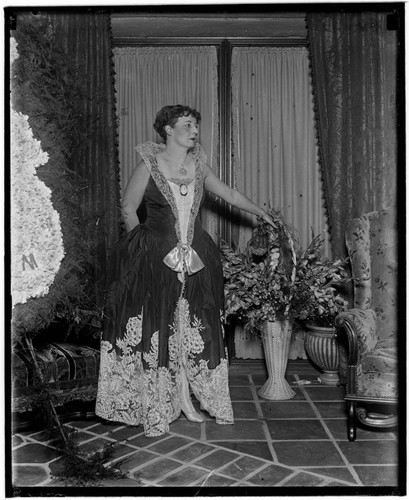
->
xmin=179 ymin=157 xmax=187 ymax=176
xmin=168 ymin=178 xmax=193 ymax=197
xmin=179 ymin=182 xmax=188 ymax=196
xmin=177 ymin=155 xmax=188 ymax=195
xmin=167 ymin=154 xmax=190 ymax=195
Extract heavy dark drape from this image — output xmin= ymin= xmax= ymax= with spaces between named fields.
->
xmin=306 ymin=12 xmax=398 ymax=258
xmin=50 ymin=12 xmax=121 ymax=306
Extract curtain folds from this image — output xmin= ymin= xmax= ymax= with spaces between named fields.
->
xmin=114 ymin=47 xmax=219 ymax=189
xmin=306 ymin=12 xmax=398 ymax=257
xmin=231 ymin=47 xmax=329 ymax=255
xmin=50 ymin=12 xmax=121 ymax=306
xmin=231 ymin=46 xmax=326 ymax=360
xmin=113 ymin=46 xmax=219 ymax=237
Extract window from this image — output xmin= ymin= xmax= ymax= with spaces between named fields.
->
xmin=113 ymin=40 xmax=329 ymax=253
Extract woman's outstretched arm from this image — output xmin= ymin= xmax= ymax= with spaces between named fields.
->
xmin=203 ymin=164 xmax=274 ymax=225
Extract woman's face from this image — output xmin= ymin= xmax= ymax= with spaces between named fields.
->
xmin=167 ymin=115 xmax=199 ymax=147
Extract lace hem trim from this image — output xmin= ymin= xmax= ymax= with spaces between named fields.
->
xmin=96 ymin=300 xmax=233 ymax=436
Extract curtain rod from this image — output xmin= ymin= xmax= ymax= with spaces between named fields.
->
xmin=113 ymin=38 xmax=308 ymax=47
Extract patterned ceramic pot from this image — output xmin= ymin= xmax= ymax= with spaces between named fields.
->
xmin=304 ymin=324 xmax=340 ymax=386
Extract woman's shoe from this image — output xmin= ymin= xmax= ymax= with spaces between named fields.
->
xmin=181 ymin=405 xmax=204 ymax=423
xmin=180 ymin=395 xmax=204 ymax=423
xmin=180 ymin=366 xmax=204 ymax=422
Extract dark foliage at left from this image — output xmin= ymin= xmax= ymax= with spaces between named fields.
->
xmin=11 ymin=13 xmax=104 ymax=342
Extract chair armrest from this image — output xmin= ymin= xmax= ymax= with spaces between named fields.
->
xmin=335 ymin=308 xmax=378 ymax=365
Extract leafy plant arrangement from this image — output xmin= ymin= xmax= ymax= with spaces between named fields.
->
xmin=221 ymin=209 xmax=349 ymax=333
xmin=11 ymin=14 xmax=104 ymax=342
xmin=221 ymin=209 xmax=297 ymax=333
xmin=290 ymin=234 xmax=349 ymax=327
xmin=51 ymin=427 xmax=125 ymax=486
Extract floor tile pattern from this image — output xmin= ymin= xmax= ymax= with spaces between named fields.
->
xmin=11 ymin=361 xmax=400 ymax=491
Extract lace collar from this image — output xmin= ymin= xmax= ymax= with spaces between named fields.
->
xmin=135 ymin=142 xmax=205 ymax=246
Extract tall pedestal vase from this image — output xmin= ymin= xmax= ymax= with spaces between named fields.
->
xmin=304 ymin=324 xmax=340 ymax=386
xmin=258 ymin=320 xmax=295 ymax=400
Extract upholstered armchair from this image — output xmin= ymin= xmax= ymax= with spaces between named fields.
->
xmin=336 ymin=208 xmax=398 ymax=441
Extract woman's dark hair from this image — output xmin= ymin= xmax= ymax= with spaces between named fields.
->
xmin=153 ymin=105 xmax=201 ymax=142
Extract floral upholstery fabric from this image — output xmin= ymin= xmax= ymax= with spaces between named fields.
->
xmin=12 ymin=342 xmax=100 ymax=413
xmin=337 ymin=308 xmax=378 ymax=357
xmin=346 ymin=208 xmax=397 ymax=339
xmin=361 ymin=338 xmax=398 ymax=374
xmin=356 ymin=369 xmax=397 ymax=400
xmin=343 ymin=208 xmax=398 ymax=400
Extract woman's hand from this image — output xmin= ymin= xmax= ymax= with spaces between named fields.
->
xmin=259 ymin=210 xmax=277 ymax=228
xmin=121 ymin=160 xmax=150 ymax=232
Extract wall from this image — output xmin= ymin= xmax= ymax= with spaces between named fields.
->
xmin=111 ymin=11 xmax=307 ymax=42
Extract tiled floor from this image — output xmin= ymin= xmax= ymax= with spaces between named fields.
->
xmin=10 ymin=361 xmax=401 ymax=494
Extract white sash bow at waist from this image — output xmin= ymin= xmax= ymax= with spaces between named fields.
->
xmin=163 ymin=244 xmax=205 ymax=275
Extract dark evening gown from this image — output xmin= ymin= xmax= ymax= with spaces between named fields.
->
xmin=96 ymin=141 xmax=234 ymax=437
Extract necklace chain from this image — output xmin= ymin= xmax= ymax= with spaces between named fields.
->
xmin=178 ymin=158 xmax=188 ymax=195
xmin=165 ymin=150 xmax=189 ymax=176
xmin=179 ymin=158 xmax=187 ymax=176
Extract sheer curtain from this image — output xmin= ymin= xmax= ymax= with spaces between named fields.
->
xmin=231 ymin=47 xmax=329 ymax=255
xmin=307 ymin=13 xmax=398 ymax=258
xmin=113 ymin=46 xmax=219 ymax=237
xmin=231 ymin=47 xmax=328 ymax=359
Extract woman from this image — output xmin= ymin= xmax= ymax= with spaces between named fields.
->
xmin=96 ymin=104 xmax=274 ymax=437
